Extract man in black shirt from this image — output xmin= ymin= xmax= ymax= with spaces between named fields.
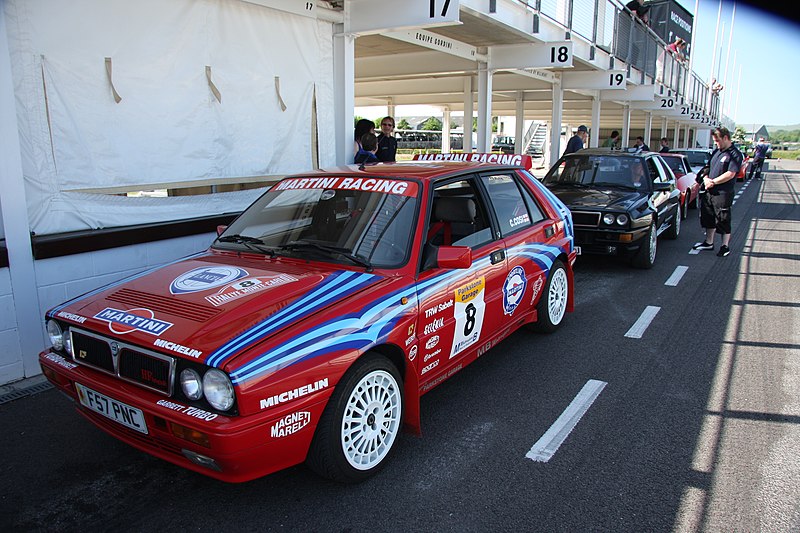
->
xmin=693 ymin=127 xmax=743 ymax=257
xmin=563 ymin=125 xmax=588 ymax=156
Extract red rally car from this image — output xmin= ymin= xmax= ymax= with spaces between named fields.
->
xmin=39 ymin=159 xmax=577 ymax=483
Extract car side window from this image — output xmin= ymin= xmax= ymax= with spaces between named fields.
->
xmin=479 ymin=173 xmax=541 ymax=237
xmin=648 ymin=158 xmax=666 ymax=182
xmin=427 ymin=179 xmax=494 ymax=250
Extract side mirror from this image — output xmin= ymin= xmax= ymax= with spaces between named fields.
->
xmin=217 ymin=225 xmax=228 ymax=236
xmin=437 ymin=246 xmax=472 ymax=269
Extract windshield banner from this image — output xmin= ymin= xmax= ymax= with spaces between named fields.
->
xmin=413 ymin=153 xmax=533 ymax=169
xmin=274 ymin=177 xmax=417 ymax=197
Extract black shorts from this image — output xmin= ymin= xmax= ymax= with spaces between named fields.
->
xmin=699 ymin=189 xmax=732 ymax=234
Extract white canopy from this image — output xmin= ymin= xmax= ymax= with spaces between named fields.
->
xmin=5 ymin=0 xmax=335 ymax=234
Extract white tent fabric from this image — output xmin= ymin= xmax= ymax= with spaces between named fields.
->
xmin=5 ymin=0 xmax=335 ymax=235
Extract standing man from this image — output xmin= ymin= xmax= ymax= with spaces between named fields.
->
xmin=693 ymin=127 xmax=743 ymax=257
xmin=659 ymin=137 xmax=670 ymax=153
xmin=632 ymin=136 xmax=650 ymax=152
xmin=748 ymin=137 xmax=769 ymax=180
xmin=376 ymin=116 xmax=398 ymax=162
xmin=563 ymin=125 xmax=588 ymax=156
xmin=602 ymin=130 xmax=620 ymax=148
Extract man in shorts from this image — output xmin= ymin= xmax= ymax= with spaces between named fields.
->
xmin=693 ymin=127 xmax=743 ymax=257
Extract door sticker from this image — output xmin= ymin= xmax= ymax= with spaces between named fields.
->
xmin=451 ymin=277 xmax=486 ymax=358
xmin=503 ymin=266 xmax=527 ymax=315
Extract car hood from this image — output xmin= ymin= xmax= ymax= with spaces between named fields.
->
xmin=49 ymin=253 xmax=387 ymax=369
xmin=546 ymin=185 xmax=644 ymax=211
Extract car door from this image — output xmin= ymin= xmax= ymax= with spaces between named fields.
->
xmin=650 ymin=156 xmax=679 ymax=226
xmin=415 ymin=177 xmax=508 ymax=381
xmin=478 ymin=171 xmax=552 ymax=326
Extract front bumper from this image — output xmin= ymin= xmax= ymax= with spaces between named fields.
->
xmin=40 ymin=351 xmax=325 ymax=483
xmin=574 ymin=226 xmax=650 ymax=256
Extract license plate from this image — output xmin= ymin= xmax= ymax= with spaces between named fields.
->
xmin=75 ymin=383 xmax=148 ymax=434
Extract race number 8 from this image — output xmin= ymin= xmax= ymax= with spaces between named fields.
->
xmin=464 ymin=303 xmax=476 ymax=336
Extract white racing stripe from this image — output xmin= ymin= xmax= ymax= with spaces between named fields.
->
xmin=624 ymin=306 xmax=661 ymax=338
xmin=526 ymin=379 xmax=607 ymax=462
xmin=665 ymin=265 xmax=689 ymax=286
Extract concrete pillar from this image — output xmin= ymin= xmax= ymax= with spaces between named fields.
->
xmin=476 ymin=63 xmax=493 ymax=152
xmin=549 ymin=77 xmax=564 ymax=166
xmin=514 ymin=91 xmax=524 ymax=154
xmin=333 ymin=27 xmax=355 ymax=165
xmin=442 ymin=106 xmax=451 ymax=153
xmin=0 ymin=7 xmax=45 ymax=379
xmin=644 ymin=112 xmax=653 ymax=149
xmin=622 ymin=105 xmax=631 ymax=148
xmin=463 ymin=76 xmax=473 ymax=152
xmin=673 ymin=121 xmax=680 ymax=149
xmin=590 ymin=94 xmax=601 ymax=148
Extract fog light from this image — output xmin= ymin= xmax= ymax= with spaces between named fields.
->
xmin=619 ymin=233 xmax=633 ymax=242
xmin=171 ymin=421 xmax=211 ymax=448
xmin=181 ymin=449 xmax=222 ymax=471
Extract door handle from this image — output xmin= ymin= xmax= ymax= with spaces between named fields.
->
xmin=490 ymin=250 xmax=505 ymax=264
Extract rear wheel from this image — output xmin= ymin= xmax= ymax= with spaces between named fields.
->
xmin=306 ymin=354 xmax=403 ymax=483
xmin=681 ymin=191 xmax=690 ymax=219
xmin=530 ymin=260 xmax=568 ymax=333
xmin=632 ymin=220 xmax=657 ymax=269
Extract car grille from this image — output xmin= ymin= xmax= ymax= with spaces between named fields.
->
xmin=69 ymin=328 xmax=175 ymax=395
xmin=572 ymin=211 xmax=601 ymax=227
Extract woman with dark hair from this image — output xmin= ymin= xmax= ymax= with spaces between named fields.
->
xmin=354 ymin=118 xmax=375 ymax=158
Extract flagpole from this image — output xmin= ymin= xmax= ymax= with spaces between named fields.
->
xmin=708 ymin=0 xmax=723 ymax=111
xmin=720 ymin=2 xmax=736 ymax=114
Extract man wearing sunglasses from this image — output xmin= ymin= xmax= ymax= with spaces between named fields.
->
xmin=376 ymin=116 xmax=398 ymax=162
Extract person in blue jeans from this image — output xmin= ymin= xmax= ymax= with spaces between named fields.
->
xmin=749 ymin=137 xmax=769 ymax=180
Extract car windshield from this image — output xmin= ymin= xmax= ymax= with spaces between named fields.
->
xmin=543 ymin=155 xmax=648 ymax=190
xmin=214 ymin=177 xmax=419 ymax=269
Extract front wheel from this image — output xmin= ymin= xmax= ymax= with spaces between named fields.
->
xmin=664 ymin=204 xmax=681 ymax=240
xmin=530 ymin=260 xmax=569 ymax=333
xmin=306 ymin=354 xmax=403 ymax=483
xmin=632 ymin=220 xmax=657 ymax=269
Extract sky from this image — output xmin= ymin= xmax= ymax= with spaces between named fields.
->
xmin=688 ymin=0 xmax=800 ymax=128
xmin=357 ymin=1 xmax=800 ymax=131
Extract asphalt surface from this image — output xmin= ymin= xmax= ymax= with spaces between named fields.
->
xmin=2 ymin=160 xmax=799 ymax=532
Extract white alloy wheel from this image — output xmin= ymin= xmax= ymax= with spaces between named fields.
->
xmin=340 ymin=369 xmax=402 ymax=471
xmin=547 ymin=267 xmax=568 ymax=326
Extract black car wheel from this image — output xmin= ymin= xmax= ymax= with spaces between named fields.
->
xmin=632 ymin=220 xmax=657 ymax=269
xmin=681 ymin=191 xmax=690 ymax=219
xmin=664 ymin=205 xmax=681 ymax=240
xmin=529 ymin=260 xmax=568 ymax=333
xmin=306 ymin=354 xmax=403 ymax=483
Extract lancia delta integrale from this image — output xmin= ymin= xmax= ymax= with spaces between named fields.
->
xmin=40 ymin=159 xmax=576 ymax=483
xmin=542 ymin=149 xmax=681 ymax=268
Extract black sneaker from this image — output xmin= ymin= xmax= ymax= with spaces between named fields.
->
xmin=693 ymin=241 xmax=714 ymax=251
xmin=717 ymin=245 xmax=731 ymax=257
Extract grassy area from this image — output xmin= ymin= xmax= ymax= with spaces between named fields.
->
xmin=770 ymin=150 xmax=800 ymax=160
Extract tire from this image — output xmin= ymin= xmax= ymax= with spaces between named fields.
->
xmin=681 ymin=191 xmax=690 ymax=219
xmin=530 ymin=260 xmax=568 ymax=333
xmin=306 ymin=354 xmax=403 ymax=483
xmin=689 ymin=190 xmax=698 ymax=210
xmin=664 ymin=204 xmax=681 ymax=240
xmin=632 ymin=220 xmax=657 ymax=269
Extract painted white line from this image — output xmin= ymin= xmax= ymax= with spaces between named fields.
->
xmin=624 ymin=305 xmax=661 ymax=338
xmin=665 ymin=265 xmax=689 ymax=286
xmin=526 ymin=379 xmax=607 ymax=462
xmin=689 ymin=249 xmax=700 ymax=255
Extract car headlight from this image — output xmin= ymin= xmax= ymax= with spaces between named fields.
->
xmin=616 ymin=214 xmax=629 ymax=225
xmin=46 ymin=320 xmax=64 ymax=351
xmin=180 ymin=369 xmax=203 ymax=401
xmin=602 ymin=213 xmax=615 ymax=225
xmin=203 ymin=369 xmax=235 ymax=411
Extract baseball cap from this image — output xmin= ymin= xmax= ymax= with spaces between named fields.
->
xmin=577 ymin=125 xmax=588 ymax=133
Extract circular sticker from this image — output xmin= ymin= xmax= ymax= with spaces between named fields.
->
xmin=503 ymin=266 xmax=528 ymax=316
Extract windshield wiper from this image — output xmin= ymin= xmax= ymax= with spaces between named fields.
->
xmin=279 ymin=240 xmax=373 ymax=271
xmin=216 ymin=234 xmax=276 ymax=257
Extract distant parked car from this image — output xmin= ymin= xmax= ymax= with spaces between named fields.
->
xmin=542 ymin=149 xmax=681 ymax=269
xmin=659 ymin=153 xmax=699 ymax=218
xmin=491 ymin=135 xmax=515 ymax=154
xmin=671 ymin=148 xmax=712 ymax=174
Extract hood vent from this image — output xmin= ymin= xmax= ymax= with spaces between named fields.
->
xmin=108 ymin=288 xmax=220 ymax=322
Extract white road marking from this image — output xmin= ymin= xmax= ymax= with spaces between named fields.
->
xmin=526 ymin=379 xmax=607 ymax=463
xmin=665 ymin=265 xmax=689 ymax=286
xmin=689 ymin=249 xmax=700 ymax=255
xmin=624 ymin=305 xmax=661 ymax=338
